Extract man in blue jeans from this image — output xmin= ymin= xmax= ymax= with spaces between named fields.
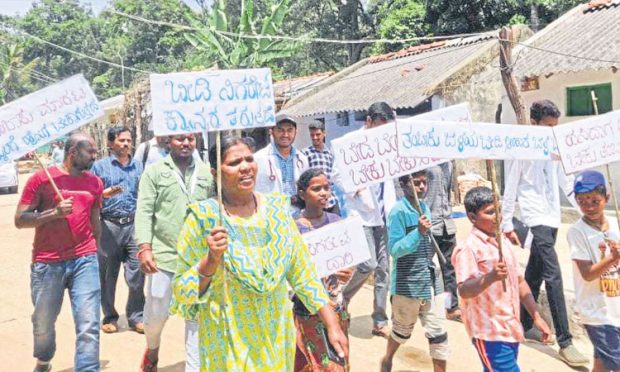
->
xmin=15 ymin=132 xmax=103 ymax=372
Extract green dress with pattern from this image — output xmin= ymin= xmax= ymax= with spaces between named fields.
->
xmin=173 ymin=193 xmax=330 ymax=371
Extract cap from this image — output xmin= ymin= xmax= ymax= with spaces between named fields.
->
xmin=275 ymin=113 xmax=297 ymax=127
xmin=573 ymin=170 xmax=606 ymax=194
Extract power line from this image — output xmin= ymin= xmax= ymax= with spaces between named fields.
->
xmin=0 ymin=23 xmax=154 ymax=74
xmin=111 ymin=10 xmax=490 ymax=45
xmin=501 ymin=38 xmax=620 ymax=64
xmin=0 ymin=59 xmax=57 ymax=84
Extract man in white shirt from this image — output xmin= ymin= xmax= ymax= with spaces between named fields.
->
xmin=254 ymin=113 xmax=309 ymax=207
xmin=341 ymin=102 xmax=397 ymax=338
xmin=502 ymin=100 xmax=588 ymax=367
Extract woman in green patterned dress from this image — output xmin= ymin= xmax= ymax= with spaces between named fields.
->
xmin=172 ymin=137 xmax=348 ymax=371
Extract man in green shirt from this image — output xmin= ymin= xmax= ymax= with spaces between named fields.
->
xmin=135 ymin=133 xmax=214 ymax=372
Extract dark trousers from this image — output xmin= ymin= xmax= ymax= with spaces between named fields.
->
xmin=521 ymin=225 xmax=572 ymax=348
xmin=99 ymin=219 xmax=145 ymax=326
xmin=434 ymin=228 xmax=458 ymax=311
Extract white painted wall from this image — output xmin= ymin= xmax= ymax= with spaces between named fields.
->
xmin=502 ymin=69 xmax=620 ymax=124
xmin=501 ymin=69 xmax=620 ymax=208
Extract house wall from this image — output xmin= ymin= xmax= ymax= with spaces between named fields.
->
xmin=442 ymin=70 xmax=506 ymax=188
xmin=501 ymin=69 xmax=620 ymax=208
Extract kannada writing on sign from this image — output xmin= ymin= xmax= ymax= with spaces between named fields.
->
xmin=336 ymin=129 xmax=446 ymax=189
xmin=552 ymin=109 xmax=620 ymax=173
xmin=398 ymin=120 xmax=555 ymax=160
xmin=302 ymin=216 xmax=370 ymax=278
xmin=332 ymin=103 xmax=471 ymax=193
xmin=150 ymin=68 xmax=276 ymax=135
xmin=0 ymin=74 xmax=103 ymax=164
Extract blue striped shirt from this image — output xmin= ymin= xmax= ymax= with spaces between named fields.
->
xmin=387 ymin=197 xmax=443 ymax=300
xmin=91 ymin=154 xmax=143 ymax=217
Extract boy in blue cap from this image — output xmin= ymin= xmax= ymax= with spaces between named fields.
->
xmin=568 ymin=170 xmax=620 ymax=372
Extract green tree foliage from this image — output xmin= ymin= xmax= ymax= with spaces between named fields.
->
xmin=15 ymin=0 xmax=102 ymax=85
xmin=0 ymin=40 xmax=40 ymax=103
xmin=426 ymin=0 xmax=521 ymax=35
xmin=0 ymin=0 xmax=586 ymax=102
xmin=373 ymin=0 xmax=430 ymax=54
xmin=184 ymin=0 xmax=301 ymax=72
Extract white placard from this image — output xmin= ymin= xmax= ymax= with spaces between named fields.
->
xmin=0 ymin=74 xmax=103 ymax=164
xmin=552 ymin=110 xmax=620 ymax=174
xmin=397 ymin=120 xmax=555 ymax=160
xmin=331 ymin=103 xmax=471 ymax=193
xmin=150 ymin=68 xmax=276 ymax=135
xmin=302 ymin=216 xmax=370 ymax=278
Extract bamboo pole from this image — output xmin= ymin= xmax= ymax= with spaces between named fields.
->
xmin=32 ymin=152 xmax=64 ymax=201
xmin=215 ymin=131 xmax=229 ymax=306
xmin=591 ymin=91 xmax=620 ymax=231
xmin=486 ymin=160 xmax=507 ymax=291
xmin=495 ymin=26 xmax=528 ymax=292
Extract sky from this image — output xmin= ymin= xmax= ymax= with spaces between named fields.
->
xmin=0 ymin=0 xmax=202 ymax=16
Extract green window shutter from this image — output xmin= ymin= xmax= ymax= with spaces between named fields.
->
xmin=566 ymin=83 xmax=612 ymax=116
xmin=595 ymin=83 xmax=613 ymax=114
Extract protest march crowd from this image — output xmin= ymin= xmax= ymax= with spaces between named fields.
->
xmin=12 ymin=98 xmax=620 ymax=372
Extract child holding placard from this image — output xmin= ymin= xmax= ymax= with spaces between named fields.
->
xmin=568 ymin=170 xmax=620 ymax=372
xmin=293 ymin=168 xmax=354 ymax=371
xmin=453 ymin=186 xmax=551 ymax=371
xmin=380 ymin=170 xmax=449 ymax=372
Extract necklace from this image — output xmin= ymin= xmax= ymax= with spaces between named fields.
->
xmin=223 ymin=193 xmax=258 ymax=217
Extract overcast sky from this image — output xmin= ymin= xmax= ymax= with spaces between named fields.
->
xmin=0 ymin=0 xmax=202 ymax=16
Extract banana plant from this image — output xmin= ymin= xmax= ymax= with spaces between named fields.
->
xmin=184 ymin=0 xmax=301 ymax=70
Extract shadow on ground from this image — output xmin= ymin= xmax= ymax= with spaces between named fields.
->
xmin=521 ymin=342 xmax=589 ymax=371
xmin=159 ymin=361 xmax=185 ymax=371
xmin=349 ymin=315 xmax=375 ymax=340
xmin=57 ymin=360 xmax=109 ymax=372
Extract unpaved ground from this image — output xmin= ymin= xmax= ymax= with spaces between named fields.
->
xmin=0 ymin=173 xmax=591 ymax=371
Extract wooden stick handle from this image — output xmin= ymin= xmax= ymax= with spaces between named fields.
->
xmin=215 ymin=132 xmax=229 ymax=307
xmin=590 ymin=92 xmax=620 ymax=230
xmin=486 ymin=159 xmax=507 ymax=292
xmin=410 ymin=185 xmax=448 ymax=266
xmin=32 ymin=152 xmax=64 ymax=201
xmin=605 ymin=165 xmax=620 ymax=231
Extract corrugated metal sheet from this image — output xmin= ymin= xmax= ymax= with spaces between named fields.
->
xmin=283 ymin=36 xmax=497 ymax=117
xmin=274 ymin=72 xmax=334 ymax=101
xmin=515 ymin=0 xmax=620 ymax=78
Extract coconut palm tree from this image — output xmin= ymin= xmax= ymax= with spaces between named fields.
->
xmin=0 ymin=41 xmax=40 ymax=104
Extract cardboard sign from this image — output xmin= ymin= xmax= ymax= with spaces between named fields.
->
xmin=150 ymin=68 xmax=276 ymax=135
xmin=398 ymin=120 xmax=555 ymax=160
xmin=331 ymin=103 xmax=471 ymax=193
xmin=302 ymin=216 xmax=370 ymax=278
xmin=552 ymin=110 xmax=620 ymax=173
xmin=0 ymin=74 xmax=103 ymax=164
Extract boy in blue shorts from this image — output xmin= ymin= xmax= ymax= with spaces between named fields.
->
xmin=568 ymin=170 xmax=620 ymax=372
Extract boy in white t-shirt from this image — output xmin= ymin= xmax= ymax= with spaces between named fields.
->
xmin=568 ymin=170 xmax=620 ymax=372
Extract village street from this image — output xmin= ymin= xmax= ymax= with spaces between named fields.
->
xmin=0 ymin=174 xmax=594 ymax=371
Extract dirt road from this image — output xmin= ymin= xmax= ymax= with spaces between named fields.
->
xmin=0 ymin=174 xmax=590 ymax=371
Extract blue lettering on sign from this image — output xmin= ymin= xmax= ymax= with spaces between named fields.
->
xmin=218 ymin=73 xmax=272 ymax=102
xmin=22 ymin=123 xmax=52 ymax=147
xmin=401 ymin=127 xmax=440 ymax=149
xmin=165 ymin=79 xmax=212 ymax=103
xmin=0 ymin=135 xmax=20 ymax=162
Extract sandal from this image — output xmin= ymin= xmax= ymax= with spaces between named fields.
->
xmin=371 ymin=325 xmax=391 ymax=338
xmin=140 ymin=349 xmax=158 ymax=372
